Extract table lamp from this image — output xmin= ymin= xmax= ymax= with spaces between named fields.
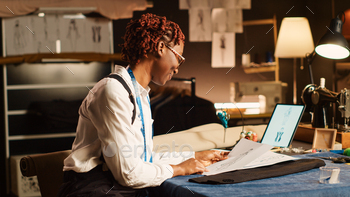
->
xmin=275 ymin=17 xmax=314 ymax=104
xmin=306 ymin=13 xmax=350 ymax=85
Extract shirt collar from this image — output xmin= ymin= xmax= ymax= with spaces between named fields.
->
xmin=139 ymin=83 xmax=151 ymax=95
xmin=115 ymin=65 xmax=151 ymax=96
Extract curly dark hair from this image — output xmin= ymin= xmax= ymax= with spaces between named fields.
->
xmin=120 ymin=13 xmax=185 ymax=66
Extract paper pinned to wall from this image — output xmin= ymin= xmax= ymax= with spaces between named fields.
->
xmin=4 ymin=15 xmax=111 ymax=56
xmin=211 ymin=32 xmax=235 ymax=68
xmin=189 ymin=8 xmax=212 ymax=42
xmin=212 ymin=8 xmax=243 ymax=33
xmin=179 ymin=0 xmax=212 ymax=9
xmin=212 ymin=0 xmax=251 ymax=9
xmin=203 ymin=139 xmax=295 ymax=176
xmin=181 ymin=0 xmax=250 ymax=43
xmin=179 ymin=0 xmax=251 ymax=10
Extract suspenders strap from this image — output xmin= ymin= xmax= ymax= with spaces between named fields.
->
xmin=107 ymin=74 xmax=136 ymax=125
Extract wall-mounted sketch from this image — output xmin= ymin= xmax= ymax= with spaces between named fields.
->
xmin=14 ymin=19 xmax=27 ymax=52
xmin=212 ymin=8 xmax=227 ymax=33
xmin=30 ymin=17 xmax=36 ymax=42
xmin=227 ymin=9 xmax=243 ymax=33
xmin=212 ymin=0 xmax=251 ymax=9
xmin=212 ymin=0 xmax=235 ymax=8
xmin=55 ymin=15 xmax=61 ymax=40
xmin=189 ymin=8 xmax=212 ymax=42
xmin=35 ymin=15 xmax=62 ymax=53
xmin=180 ymin=0 xmax=251 ymax=9
xmin=235 ymin=0 xmax=251 ymax=9
xmin=212 ymin=8 xmax=243 ymax=33
xmin=212 ymin=32 xmax=235 ymax=68
xmin=61 ymin=18 xmax=85 ymax=52
xmin=66 ymin=19 xmax=81 ymax=51
xmin=179 ymin=0 xmax=212 ymax=10
xmin=3 ymin=15 xmax=112 ymax=56
xmin=85 ymin=18 xmax=110 ymax=53
xmin=4 ymin=16 xmax=32 ymax=56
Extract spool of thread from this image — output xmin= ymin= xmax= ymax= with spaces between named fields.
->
xmin=320 ymin=78 xmax=325 ymax=88
xmin=240 ymin=132 xmax=246 ymax=139
xmin=344 ymin=148 xmax=350 ymax=156
xmin=265 ymin=51 xmax=273 ymax=62
xmin=242 ymin=54 xmax=250 ymax=67
xmin=252 ymin=133 xmax=258 ymax=142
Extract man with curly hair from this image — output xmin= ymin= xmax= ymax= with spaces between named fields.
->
xmin=58 ymin=13 xmax=227 ymax=196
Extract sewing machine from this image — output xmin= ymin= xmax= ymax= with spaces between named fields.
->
xmin=231 ymin=81 xmax=288 ymax=113
xmin=302 ymin=84 xmax=350 ymax=131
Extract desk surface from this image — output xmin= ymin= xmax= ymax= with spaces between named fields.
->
xmin=151 ymin=152 xmax=350 ymax=197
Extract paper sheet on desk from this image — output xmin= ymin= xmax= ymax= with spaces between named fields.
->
xmin=204 ymin=139 xmax=295 ymax=176
xmin=242 ymin=151 xmax=296 ymax=169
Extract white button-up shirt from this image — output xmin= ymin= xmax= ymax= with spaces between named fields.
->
xmin=63 ymin=65 xmax=193 ymax=188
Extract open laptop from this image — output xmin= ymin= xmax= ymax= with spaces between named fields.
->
xmin=260 ymin=104 xmax=305 ymax=148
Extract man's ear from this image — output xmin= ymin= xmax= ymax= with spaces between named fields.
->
xmin=156 ymin=41 xmax=166 ymax=57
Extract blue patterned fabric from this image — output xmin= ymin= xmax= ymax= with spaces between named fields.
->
xmin=150 ymin=152 xmax=350 ymax=197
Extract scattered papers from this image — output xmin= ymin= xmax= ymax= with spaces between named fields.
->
xmin=242 ymin=151 xmax=296 ymax=170
xmin=204 ymin=139 xmax=295 ymax=176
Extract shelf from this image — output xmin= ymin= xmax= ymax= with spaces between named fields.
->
xmin=241 ymin=14 xmax=279 ymax=81
xmin=7 ymin=110 xmax=27 ymax=115
xmin=243 ymin=66 xmax=276 ymax=74
xmin=0 ymin=52 xmax=122 ymax=64
xmin=242 ymin=18 xmax=275 ymax=26
xmin=6 ymin=83 xmax=96 ymax=90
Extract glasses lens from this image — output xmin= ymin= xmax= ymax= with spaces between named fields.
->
xmin=166 ymin=44 xmax=184 ymax=66
xmin=178 ymin=57 xmax=184 ymax=66
xmin=177 ymin=56 xmax=182 ymax=65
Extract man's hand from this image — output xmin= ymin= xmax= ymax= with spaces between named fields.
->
xmin=195 ymin=150 xmax=229 ymax=167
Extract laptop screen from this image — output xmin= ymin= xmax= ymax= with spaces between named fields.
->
xmin=260 ymin=104 xmax=305 ymax=148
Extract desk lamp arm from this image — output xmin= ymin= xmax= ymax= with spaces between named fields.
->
xmin=306 ymin=50 xmax=316 ymax=85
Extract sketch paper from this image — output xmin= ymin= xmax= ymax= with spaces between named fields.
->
xmin=236 ymin=0 xmax=251 ymax=9
xmin=212 ymin=8 xmax=243 ymax=33
xmin=211 ymin=32 xmax=235 ymax=68
xmin=227 ymin=9 xmax=243 ymax=33
xmin=4 ymin=16 xmax=31 ymax=56
xmin=85 ymin=18 xmax=111 ymax=53
xmin=189 ymin=8 xmax=212 ymax=42
xmin=212 ymin=8 xmax=227 ymax=33
xmin=204 ymin=139 xmax=273 ymax=176
xmin=212 ymin=0 xmax=236 ymax=8
xmin=242 ymin=151 xmax=296 ymax=169
xmin=179 ymin=0 xmax=212 ymax=9
xmin=212 ymin=0 xmax=251 ymax=9
xmin=4 ymin=15 xmax=111 ymax=56
xmin=60 ymin=18 xmax=86 ymax=52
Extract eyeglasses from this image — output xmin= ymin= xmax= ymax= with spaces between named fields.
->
xmin=165 ymin=44 xmax=185 ymax=66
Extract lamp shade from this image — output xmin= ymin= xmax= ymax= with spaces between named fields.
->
xmin=315 ymin=17 xmax=350 ymax=59
xmin=275 ymin=17 xmax=314 ymax=58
